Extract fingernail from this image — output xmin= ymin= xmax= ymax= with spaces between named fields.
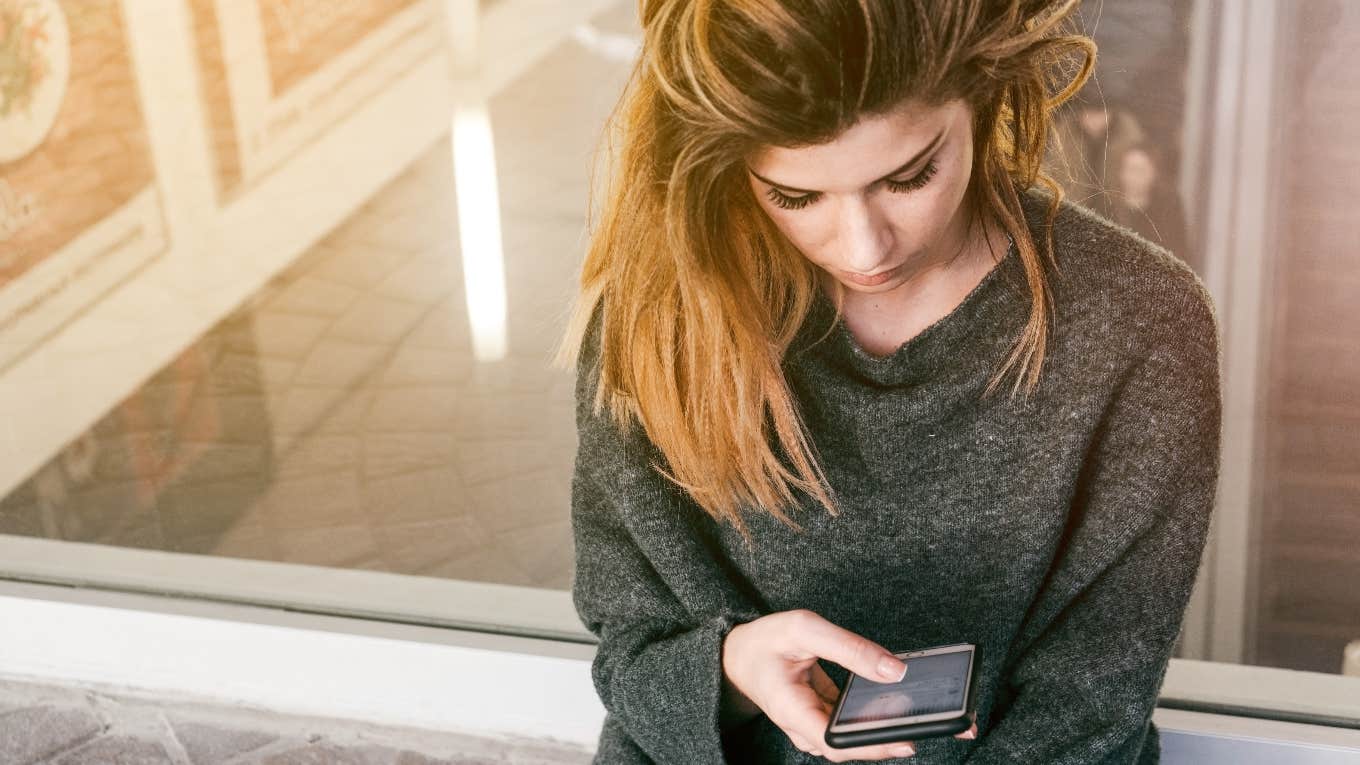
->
xmin=878 ymin=656 xmax=907 ymax=682
xmin=891 ymin=744 xmax=916 ymax=756
xmin=963 ymin=728 xmax=977 ymax=739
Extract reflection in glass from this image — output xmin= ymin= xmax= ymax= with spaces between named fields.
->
xmin=0 ymin=0 xmax=1357 ymax=693
xmin=1046 ymin=0 xmax=1198 ymax=277
xmin=1249 ymin=0 xmax=1359 ymax=675
xmin=451 ymin=100 xmax=508 ymax=363
xmin=1 ymin=0 xmax=636 ymax=590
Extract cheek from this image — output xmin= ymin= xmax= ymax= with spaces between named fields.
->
xmin=894 ymin=169 xmax=970 ymax=239
xmin=929 ymin=157 xmax=974 ymax=228
xmin=761 ymin=207 xmax=838 ymax=258
xmin=945 ymin=150 xmax=973 ymax=201
xmin=751 ymin=191 xmax=829 ymax=251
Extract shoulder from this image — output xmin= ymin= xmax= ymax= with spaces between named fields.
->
xmin=571 ymin=300 xmax=672 ymax=485
xmin=1017 ymin=185 xmax=1219 ymax=355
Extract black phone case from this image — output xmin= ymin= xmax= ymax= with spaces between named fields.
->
xmin=823 ymin=642 xmax=980 ymax=749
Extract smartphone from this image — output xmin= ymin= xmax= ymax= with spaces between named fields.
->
xmin=824 ymin=642 xmax=978 ymax=749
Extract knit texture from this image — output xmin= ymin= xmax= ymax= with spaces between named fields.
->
xmin=570 ymin=185 xmax=1223 ymax=764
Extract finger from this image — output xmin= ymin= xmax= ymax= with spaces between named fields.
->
xmin=788 ymin=731 xmax=815 ymax=754
xmin=809 ymin=664 xmax=840 ymax=707
xmin=787 ymin=733 xmax=825 ymax=760
xmin=772 ymin=683 xmax=839 ymax=756
xmin=783 ymin=610 xmax=906 ymax=684
xmin=771 ymin=680 xmax=834 ymax=741
xmin=955 ymin=711 xmax=979 ymax=740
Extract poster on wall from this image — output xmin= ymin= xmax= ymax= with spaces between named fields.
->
xmin=0 ymin=0 xmax=169 ymax=373
xmin=188 ymin=0 xmax=445 ymax=203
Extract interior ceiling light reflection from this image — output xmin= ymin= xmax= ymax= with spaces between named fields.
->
xmin=451 ymin=100 xmax=508 ymax=363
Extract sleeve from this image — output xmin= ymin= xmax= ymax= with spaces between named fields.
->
xmin=964 ymin=281 xmax=1223 ymax=765
xmin=570 ymin=311 xmax=762 ymax=764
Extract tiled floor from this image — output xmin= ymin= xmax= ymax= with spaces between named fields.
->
xmin=0 ymin=677 xmax=593 ymax=765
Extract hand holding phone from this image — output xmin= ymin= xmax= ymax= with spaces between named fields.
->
xmin=721 ymin=610 xmax=978 ymax=761
xmin=825 ymin=642 xmax=980 ymax=749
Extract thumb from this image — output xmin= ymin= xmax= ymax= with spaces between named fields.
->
xmin=786 ymin=610 xmax=906 ymax=684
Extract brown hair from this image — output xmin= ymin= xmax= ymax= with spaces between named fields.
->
xmin=553 ymin=0 xmax=1095 ymax=543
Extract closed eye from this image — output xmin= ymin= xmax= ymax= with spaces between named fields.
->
xmin=764 ymin=158 xmax=941 ymax=211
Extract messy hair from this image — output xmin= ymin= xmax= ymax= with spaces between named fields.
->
xmin=554 ymin=0 xmax=1095 ymax=543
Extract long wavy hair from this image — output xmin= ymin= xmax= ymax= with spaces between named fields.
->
xmin=553 ymin=0 xmax=1095 ymax=543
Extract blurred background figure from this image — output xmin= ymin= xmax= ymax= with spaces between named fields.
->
xmin=1045 ymin=92 xmax=1145 ymax=222
xmin=1110 ymin=141 xmax=1195 ymax=275
xmin=1041 ymin=0 xmax=1199 ymax=279
xmin=1046 ymin=93 xmax=1197 ymax=276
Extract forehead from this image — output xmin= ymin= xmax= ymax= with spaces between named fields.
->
xmin=746 ymin=98 xmax=967 ymax=192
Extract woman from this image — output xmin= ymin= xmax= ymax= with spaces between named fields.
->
xmin=1044 ymin=93 xmax=1147 ymax=223
xmin=1107 ymin=142 xmax=1197 ymax=277
xmin=554 ymin=1 xmax=1222 ymax=762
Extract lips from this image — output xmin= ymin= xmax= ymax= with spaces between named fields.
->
xmin=843 ymin=266 xmax=899 ymax=286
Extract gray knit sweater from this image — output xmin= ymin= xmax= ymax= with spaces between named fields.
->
xmin=570 ymin=186 xmax=1223 ymax=764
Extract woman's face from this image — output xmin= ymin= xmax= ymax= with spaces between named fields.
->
xmin=1118 ymin=147 xmax=1158 ymax=201
xmin=745 ymin=97 xmax=979 ymax=298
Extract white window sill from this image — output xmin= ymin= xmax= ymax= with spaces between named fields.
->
xmin=2 ymin=534 xmax=1359 ymax=759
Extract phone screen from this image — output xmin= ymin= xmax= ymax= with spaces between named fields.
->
xmin=834 ymin=648 xmax=971 ymax=725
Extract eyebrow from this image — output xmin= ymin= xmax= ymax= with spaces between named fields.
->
xmin=747 ymin=127 xmax=947 ymax=195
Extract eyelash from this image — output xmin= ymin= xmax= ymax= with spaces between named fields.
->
xmin=765 ymin=158 xmax=941 ymax=211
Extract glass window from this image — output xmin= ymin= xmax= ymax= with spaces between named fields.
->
xmin=1056 ymin=0 xmax=1360 ymax=688
xmin=1 ymin=0 xmax=1356 ymax=726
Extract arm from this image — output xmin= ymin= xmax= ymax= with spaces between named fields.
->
xmin=572 ymin=470 xmax=761 ymax=763
xmin=966 ymin=283 xmax=1223 ymax=764
xmin=570 ymin=312 xmax=762 ymax=764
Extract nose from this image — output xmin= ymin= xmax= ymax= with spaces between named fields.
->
xmin=838 ymin=196 xmax=892 ymax=273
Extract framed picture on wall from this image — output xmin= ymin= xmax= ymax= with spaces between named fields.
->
xmin=0 ymin=0 xmax=169 ymax=373
xmin=187 ymin=0 xmax=446 ymax=204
